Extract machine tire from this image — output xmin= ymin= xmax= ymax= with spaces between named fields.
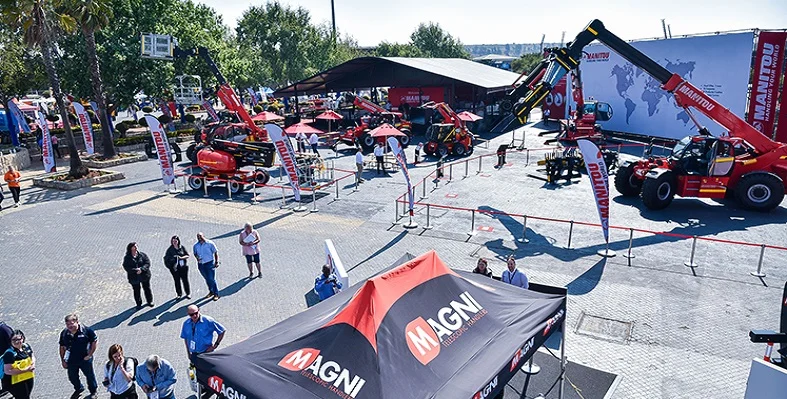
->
xmin=171 ymin=142 xmax=182 ymax=162
xmin=398 ymin=133 xmax=411 ymax=148
xmin=437 ymin=144 xmax=450 ymax=158
xmin=453 ymin=143 xmax=467 ymax=156
xmin=641 ymin=171 xmax=676 ymax=210
xmin=186 ymin=144 xmax=198 ymax=163
xmin=735 ymin=173 xmax=784 ymax=212
xmin=187 ymin=175 xmax=205 ymax=191
xmin=423 ymin=142 xmax=437 ymax=156
xmin=144 ymin=141 xmax=156 ymax=159
xmin=361 ymin=132 xmax=375 ymax=150
xmin=614 ymin=163 xmax=643 ymax=197
xmin=229 ymin=177 xmax=245 ymax=194
xmin=253 ymin=169 xmax=270 ymax=186
xmin=500 ymin=99 xmax=513 ymax=112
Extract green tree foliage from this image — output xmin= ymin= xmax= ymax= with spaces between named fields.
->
xmin=511 ymin=53 xmax=543 ymax=74
xmin=410 ymin=22 xmax=470 ymax=59
xmin=0 ymin=26 xmax=48 ymax=98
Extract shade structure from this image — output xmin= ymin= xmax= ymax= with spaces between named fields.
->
xmin=457 ymin=111 xmax=483 ymax=122
xmin=368 ymin=123 xmax=407 ymax=138
xmin=283 ymin=122 xmax=324 ymax=136
xmin=251 ymin=111 xmax=284 ymax=122
xmin=194 ymin=250 xmax=567 ymax=399
xmin=315 ymin=110 xmax=343 ymax=120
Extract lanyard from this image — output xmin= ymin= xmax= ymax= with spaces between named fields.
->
xmin=506 ymin=269 xmax=517 ymax=284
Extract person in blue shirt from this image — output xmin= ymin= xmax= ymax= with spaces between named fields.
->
xmin=136 ymin=355 xmax=176 ymax=399
xmin=193 ymin=232 xmax=221 ymax=300
xmin=180 ymin=305 xmax=225 ymax=365
xmin=314 ymin=265 xmax=342 ymax=301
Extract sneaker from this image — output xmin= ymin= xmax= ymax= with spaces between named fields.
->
xmin=175 ymin=295 xmax=182 ymax=300
xmin=248 ymin=272 xmax=253 ymax=278
xmin=71 ymin=387 xmax=85 ymax=399
xmin=185 ymin=294 xmax=191 ymax=299
xmin=147 ymin=302 xmax=154 ymax=308
xmin=13 ymin=203 xmax=19 ymax=208
xmin=212 ymin=294 xmax=220 ymax=301
xmin=205 ymin=293 xmax=214 ymax=299
xmin=256 ymin=272 xmax=262 ymax=278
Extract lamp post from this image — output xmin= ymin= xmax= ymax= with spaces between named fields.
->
xmin=330 ymin=0 xmax=337 ymax=43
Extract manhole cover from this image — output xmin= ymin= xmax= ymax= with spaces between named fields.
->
xmin=575 ymin=313 xmax=632 ymax=343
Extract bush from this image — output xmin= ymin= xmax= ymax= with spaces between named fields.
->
xmin=253 ymin=105 xmax=264 ymax=113
xmin=142 ymin=106 xmax=153 ymax=113
xmin=158 ymin=114 xmax=172 ymax=124
xmin=138 ymin=117 xmax=148 ymax=127
xmin=116 ymin=121 xmax=129 ymax=137
xmin=184 ymin=114 xmax=196 ymax=123
xmin=114 ymin=136 xmax=147 ymax=146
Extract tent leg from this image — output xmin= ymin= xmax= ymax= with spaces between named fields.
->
xmin=559 ymin=319 xmax=566 ymax=399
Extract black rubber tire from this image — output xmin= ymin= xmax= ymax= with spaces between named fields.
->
xmin=186 ymin=144 xmax=198 ymax=163
xmin=187 ymin=175 xmax=204 ymax=191
xmin=614 ymin=163 xmax=643 ymax=197
xmin=500 ymin=99 xmax=513 ymax=112
xmin=229 ymin=178 xmax=245 ymax=194
xmin=735 ymin=173 xmax=785 ymax=211
xmin=254 ymin=169 xmax=270 ymax=185
xmin=361 ymin=132 xmax=375 ymax=150
xmin=398 ymin=133 xmax=411 ymax=148
xmin=453 ymin=143 xmax=467 ymax=156
xmin=437 ymin=144 xmax=450 ymax=158
xmin=641 ymin=171 xmax=676 ymax=210
xmin=423 ymin=142 xmax=437 ymax=157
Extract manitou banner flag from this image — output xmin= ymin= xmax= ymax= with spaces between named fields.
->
xmin=387 ymin=137 xmax=414 ymax=214
xmin=265 ymin=123 xmax=301 ymax=202
xmin=203 ymin=101 xmax=219 ymax=122
xmin=144 ymin=115 xmax=175 ymax=185
xmin=72 ymin=103 xmax=95 ymax=155
xmin=37 ymin=112 xmax=55 ymax=173
xmin=747 ymin=31 xmax=787 ymax=138
xmin=577 ymin=139 xmax=610 ymax=243
xmin=7 ymin=100 xmax=30 ymax=147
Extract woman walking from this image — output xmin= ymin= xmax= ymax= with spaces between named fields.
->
xmin=2 ymin=330 xmax=35 ymax=399
xmin=164 ymin=235 xmax=191 ymax=300
xmin=3 ymin=166 xmax=21 ymax=207
xmin=238 ymin=222 xmax=261 ymax=278
xmin=102 ymin=344 xmax=138 ymax=399
xmin=123 ymin=242 xmax=154 ymax=310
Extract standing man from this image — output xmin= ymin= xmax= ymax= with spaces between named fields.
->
xmin=308 ymin=132 xmax=320 ymax=155
xmin=51 ymin=134 xmax=61 ymax=158
xmin=314 ymin=265 xmax=342 ymax=302
xmin=59 ymin=314 xmax=98 ymax=399
xmin=193 ymin=232 xmax=220 ymax=300
xmin=136 ymin=355 xmax=176 ymax=399
xmin=373 ymin=142 xmax=386 ymax=175
xmin=414 ymin=142 xmax=423 ymax=165
xmin=355 ymin=147 xmax=365 ymax=184
xmin=501 ymin=255 xmax=529 ymax=289
xmin=238 ymin=222 xmax=261 ymax=278
xmin=181 ymin=305 xmax=225 ymax=364
xmin=295 ymin=131 xmax=307 ymax=153
xmin=4 ymin=166 xmax=21 ymax=208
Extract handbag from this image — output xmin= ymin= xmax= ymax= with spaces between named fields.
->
xmin=11 ymin=357 xmax=34 ymax=384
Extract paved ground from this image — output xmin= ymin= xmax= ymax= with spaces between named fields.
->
xmin=0 ymin=116 xmax=784 ymax=399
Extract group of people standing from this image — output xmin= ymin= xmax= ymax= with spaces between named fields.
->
xmin=294 ymin=131 xmax=321 ymax=156
xmin=472 ymin=255 xmax=529 ymax=289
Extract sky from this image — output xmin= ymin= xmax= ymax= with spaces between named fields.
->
xmin=196 ymin=0 xmax=787 ymax=47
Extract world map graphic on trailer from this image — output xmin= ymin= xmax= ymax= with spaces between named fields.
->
xmin=578 ymin=32 xmax=754 ymax=140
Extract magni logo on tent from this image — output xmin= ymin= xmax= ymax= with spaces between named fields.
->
xmin=278 ymin=348 xmax=367 ymax=398
xmin=405 ymin=291 xmax=487 ymax=365
xmin=208 ymin=375 xmax=247 ymax=399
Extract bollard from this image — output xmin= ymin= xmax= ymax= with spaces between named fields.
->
xmin=251 ymin=183 xmax=258 ymax=204
xmin=526 ymin=149 xmax=530 ymax=166
xmin=310 ymin=188 xmax=319 ymax=212
xmin=517 ymin=215 xmax=529 ymax=243
xmin=566 ymin=221 xmax=574 ymax=249
xmin=226 ymin=181 xmax=232 ymax=200
xmin=477 ymin=156 xmax=482 ymax=173
xmin=468 ymin=210 xmax=476 ymax=236
xmin=449 ymin=164 xmax=453 ymax=181
xmin=750 ymin=244 xmax=767 ymax=278
xmin=464 ymin=160 xmax=469 ymax=178
xmin=278 ymin=164 xmax=284 ymax=182
xmin=280 ymin=186 xmax=287 ymax=208
xmin=334 ymin=181 xmax=340 ymax=200
xmin=622 ymin=228 xmax=635 ymax=265
xmin=394 ymin=199 xmax=401 ymax=224
xmin=684 ymin=235 xmax=699 ymax=272
xmin=181 ymin=174 xmax=187 ymax=192
xmin=424 ymin=204 xmax=433 ymax=230
xmin=203 ymin=177 xmax=209 ymax=198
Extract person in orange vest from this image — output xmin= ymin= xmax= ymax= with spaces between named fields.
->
xmin=3 ymin=166 xmax=21 ymax=208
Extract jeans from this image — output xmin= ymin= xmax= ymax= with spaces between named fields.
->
xmin=311 ymin=143 xmax=319 ymax=154
xmin=376 ymin=156 xmax=385 ymax=174
xmin=169 ymin=266 xmax=190 ymax=297
xmin=198 ymin=262 xmax=219 ymax=295
xmin=131 ymin=280 xmax=153 ymax=306
xmin=67 ymin=358 xmax=98 ymax=394
xmin=9 ymin=186 xmax=20 ymax=203
xmin=355 ymin=163 xmax=363 ymax=183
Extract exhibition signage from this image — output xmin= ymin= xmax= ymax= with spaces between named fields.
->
xmin=247 ymin=88 xmax=258 ymax=106
xmin=72 ymin=103 xmax=95 ymax=155
xmin=7 ymin=100 xmax=30 ymax=147
xmin=746 ymin=31 xmax=787 ymax=138
xmin=387 ymin=87 xmax=444 ymax=107
xmin=387 ymin=136 xmax=414 ymax=214
xmin=577 ymin=139 xmax=610 ymax=243
xmin=144 ymin=115 xmax=175 ymax=185
xmin=543 ymin=75 xmax=569 ymax=120
xmin=37 ymin=112 xmax=55 ymax=173
xmin=265 ymin=123 xmax=301 ymax=202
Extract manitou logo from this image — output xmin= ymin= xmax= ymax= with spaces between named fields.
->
xmin=509 ymin=337 xmax=535 ymax=372
xmin=278 ymin=348 xmax=366 ymax=398
xmin=752 ymin=42 xmax=780 ymax=131
xmin=583 ymin=52 xmax=610 ymax=62
xmin=472 ymin=376 xmax=498 ymax=399
xmin=405 ymin=291 xmax=487 ymax=365
xmin=207 ymin=375 xmax=246 ymax=399
xmin=677 ymin=85 xmax=715 ymax=112
xmin=543 ymin=309 xmax=565 ymax=336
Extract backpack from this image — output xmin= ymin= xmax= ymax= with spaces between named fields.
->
xmin=106 ymin=356 xmax=138 ymax=382
xmin=0 ymin=348 xmax=13 ymax=380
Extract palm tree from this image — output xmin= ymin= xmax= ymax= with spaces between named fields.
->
xmin=67 ymin=0 xmax=115 ymax=158
xmin=1 ymin=0 xmax=88 ymax=178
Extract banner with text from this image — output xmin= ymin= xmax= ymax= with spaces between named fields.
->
xmin=37 ymin=112 xmax=56 ymax=173
xmin=543 ymin=75 xmax=569 ymax=120
xmin=579 ymin=32 xmax=753 ymax=139
xmin=577 ymin=139 xmax=610 ymax=243
xmin=747 ymin=31 xmax=787 ymax=138
xmin=388 ymin=87 xmax=445 ymax=107
xmin=73 ymin=103 xmax=95 ymax=155
xmin=144 ymin=115 xmax=175 ymax=185
xmin=387 ymin=137 xmax=414 ymax=214
xmin=265 ymin=123 xmax=301 ymax=202
xmin=247 ymin=88 xmax=258 ymax=106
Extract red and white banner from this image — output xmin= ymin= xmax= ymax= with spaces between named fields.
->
xmin=747 ymin=31 xmax=787 ymax=138
xmin=144 ymin=115 xmax=175 ymax=185
xmin=577 ymin=139 xmax=610 ymax=243
xmin=265 ymin=123 xmax=301 ymax=202
xmin=73 ymin=103 xmax=95 ymax=155
xmin=37 ymin=111 xmax=56 ymax=173
xmin=388 ymin=87 xmax=444 ymax=107
xmin=387 ymin=137 xmax=414 ymax=214
xmin=543 ymin=75 xmax=569 ymax=120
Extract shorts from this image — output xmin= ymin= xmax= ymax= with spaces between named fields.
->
xmin=245 ymin=254 xmax=260 ymax=264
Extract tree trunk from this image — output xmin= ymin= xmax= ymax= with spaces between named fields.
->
xmin=41 ymin=41 xmax=88 ymax=178
xmin=83 ymin=27 xmax=115 ymax=158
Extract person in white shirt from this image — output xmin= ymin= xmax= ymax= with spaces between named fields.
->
xmin=355 ymin=147 xmax=365 ymax=184
xmin=501 ymin=255 xmax=528 ymax=289
xmin=373 ymin=142 xmax=386 ymax=175
xmin=295 ymin=131 xmax=306 ymax=153
xmin=309 ymin=132 xmax=320 ymax=155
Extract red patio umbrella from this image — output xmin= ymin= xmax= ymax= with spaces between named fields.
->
xmin=283 ymin=122 xmax=324 ymax=137
xmin=368 ymin=123 xmax=407 ymax=138
xmin=251 ymin=111 xmax=284 ymax=122
xmin=456 ymin=111 xmax=483 ymax=122
xmin=315 ymin=110 xmax=343 ymax=133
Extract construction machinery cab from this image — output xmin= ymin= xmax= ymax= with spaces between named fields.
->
xmin=670 ymin=135 xmax=739 ymax=177
xmin=426 ymin=123 xmax=455 ymax=143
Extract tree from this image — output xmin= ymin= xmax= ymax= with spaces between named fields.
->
xmin=66 ymin=0 xmax=115 ymax=158
xmin=511 ymin=53 xmax=543 ymax=74
xmin=0 ymin=25 xmax=48 ymax=135
xmin=410 ymin=22 xmax=470 ymax=59
xmin=1 ymin=0 xmax=88 ymax=178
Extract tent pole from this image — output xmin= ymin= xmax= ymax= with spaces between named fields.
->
xmin=559 ymin=313 xmax=566 ymax=399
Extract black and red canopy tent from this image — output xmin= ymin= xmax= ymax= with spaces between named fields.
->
xmin=195 ymin=251 xmax=567 ymax=399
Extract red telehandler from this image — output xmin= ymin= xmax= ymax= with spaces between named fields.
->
xmin=421 ymin=102 xmax=474 ymax=157
xmin=338 ymin=94 xmax=413 ymax=150
xmin=505 ymin=19 xmax=787 ymax=211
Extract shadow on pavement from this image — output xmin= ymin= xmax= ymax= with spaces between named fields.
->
xmin=90 ymin=307 xmax=138 ymax=331
xmin=153 ymin=297 xmax=214 ymax=327
xmin=218 ymin=278 xmax=254 ymax=298
xmin=347 ymin=230 xmax=408 ymax=273
xmin=129 ymin=298 xmax=181 ymax=326
xmin=84 ymin=194 xmax=163 ymax=216
xmin=566 ymin=258 xmax=606 ymax=295
xmin=210 ymin=213 xmax=292 ymax=240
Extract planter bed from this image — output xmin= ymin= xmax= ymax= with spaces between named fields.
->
xmin=32 ymin=169 xmax=125 ymax=190
xmin=81 ymin=152 xmax=147 ymax=168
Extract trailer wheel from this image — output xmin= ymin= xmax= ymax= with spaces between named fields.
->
xmin=253 ymin=169 xmax=271 ymax=186
xmin=735 ymin=173 xmax=784 ymax=212
xmin=187 ymin=175 xmax=205 ymax=191
xmin=641 ymin=171 xmax=676 ymax=210
xmin=229 ymin=177 xmax=245 ymax=194
xmin=398 ymin=134 xmax=411 ymax=148
xmin=437 ymin=144 xmax=450 ymax=158
xmin=453 ymin=143 xmax=467 ymax=156
xmin=361 ymin=132 xmax=375 ymax=150
xmin=614 ymin=163 xmax=643 ymax=197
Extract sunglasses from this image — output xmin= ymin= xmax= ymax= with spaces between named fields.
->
xmin=11 ymin=338 xmax=23 ymax=342
xmin=188 ymin=312 xmax=199 ymax=316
